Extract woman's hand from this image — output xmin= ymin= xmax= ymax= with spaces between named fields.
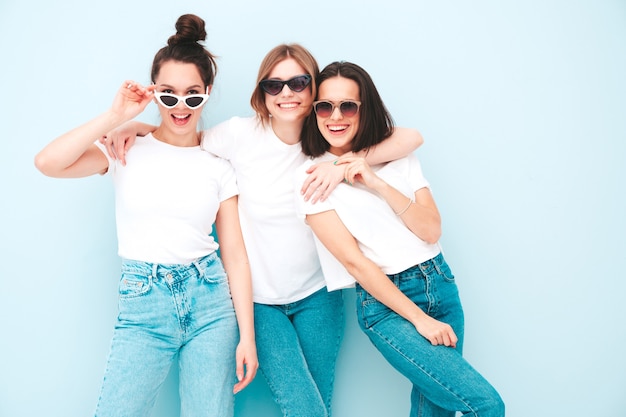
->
xmin=301 ymin=159 xmax=346 ymax=203
xmin=100 ymin=82 xmax=155 ymax=164
xmin=101 ymin=123 xmax=139 ymax=165
xmin=233 ymin=338 xmax=258 ymax=394
xmin=336 ymin=156 xmax=385 ymax=191
xmin=110 ymin=81 xmax=155 ymax=121
xmin=414 ymin=315 xmax=458 ymax=348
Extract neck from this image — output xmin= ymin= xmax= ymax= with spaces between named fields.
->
xmin=271 ymin=118 xmax=304 ymax=145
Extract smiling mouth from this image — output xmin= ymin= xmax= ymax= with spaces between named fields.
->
xmin=328 ymin=125 xmax=348 ymax=132
xmin=172 ymin=114 xmax=191 ymax=125
xmin=278 ymin=103 xmax=299 ymax=109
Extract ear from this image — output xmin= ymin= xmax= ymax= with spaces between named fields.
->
xmin=206 ymin=85 xmax=213 ymax=95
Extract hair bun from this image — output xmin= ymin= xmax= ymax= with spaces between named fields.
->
xmin=167 ymin=14 xmax=207 ymax=46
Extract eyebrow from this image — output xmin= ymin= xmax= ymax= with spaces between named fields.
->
xmin=157 ymin=84 xmax=203 ymax=91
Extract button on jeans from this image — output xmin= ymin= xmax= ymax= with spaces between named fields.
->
xmin=254 ymin=287 xmax=345 ymax=417
xmin=356 ymin=253 xmax=505 ymax=417
xmin=94 ymin=252 xmax=239 ymax=417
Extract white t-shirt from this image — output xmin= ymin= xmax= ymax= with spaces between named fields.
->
xmin=202 ymin=116 xmax=326 ymax=304
xmin=295 ymin=152 xmax=441 ymax=289
xmin=96 ymin=133 xmax=237 ymax=264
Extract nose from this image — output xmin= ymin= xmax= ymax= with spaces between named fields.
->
xmin=329 ymin=106 xmax=342 ymax=120
xmin=280 ymin=83 xmax=294 ymax=96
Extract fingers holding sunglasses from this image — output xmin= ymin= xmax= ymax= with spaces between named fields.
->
xmin=112 ymin=81 xmax=155 ymax=121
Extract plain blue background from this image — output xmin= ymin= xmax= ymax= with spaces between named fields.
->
xmin=1 ymin=1 xmax=625 ymax=416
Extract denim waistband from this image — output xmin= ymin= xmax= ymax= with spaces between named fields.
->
xmin=387 ymin=252 xmax=444 ymax=279
xmin=120 ymin=252 xmax=219 ymax=281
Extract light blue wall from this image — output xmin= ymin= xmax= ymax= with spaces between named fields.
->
xmin=1 ymin=1 xmax=624 ymax=416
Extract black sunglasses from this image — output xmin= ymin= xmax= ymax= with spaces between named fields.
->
xmin=312 ymin=100 xmax=361 ymax=118
xmin=259 ymin=74 xmax=312 ymax=96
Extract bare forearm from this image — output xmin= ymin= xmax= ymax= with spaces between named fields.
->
xmin=355 ymin=127 xmax=423 ymax=165
xmin=373 ymin=182 xmax=441 ymax=243
xmin=346 ymin=257 xmax=427 ymax=325
xmin=223 ymin=258 xmax=255 ymax=342
xmin=133 ymin=121 xmax=158 ymax=136
xmin=35 ymin=111 xmax=123 ymax=176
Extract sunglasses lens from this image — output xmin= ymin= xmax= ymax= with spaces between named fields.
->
xmin=260 ymin=81 xmax=283 ymax=95
xmin=314 ymin=102 xmax=334 ymax=117
xmin=159 ymin=94 xmax=179 ymax=108
xmin=288 ymin=76 xmax=311 ymax=92
xmin=185 ymin=96 xmax=205 ymax=108
xmin=340 ymin=101 xmax=359 ymax=117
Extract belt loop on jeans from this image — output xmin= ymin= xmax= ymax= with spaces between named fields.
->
xmin=151 ymin=263 xmax=158 ymax=279
xmin=192 ymin=256 xmax=205 ymax=277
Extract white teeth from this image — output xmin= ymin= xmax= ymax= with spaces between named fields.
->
xmin=329 ymin=125 xmax=347 ymax=131
xmin=279 ymin=103 xmax=297 ymax=109
xmin=173 ymin=114 xmax=189 ymax=119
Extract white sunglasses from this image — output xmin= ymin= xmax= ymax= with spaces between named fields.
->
xmin=154 ymin=87 xmax=210 ymax=109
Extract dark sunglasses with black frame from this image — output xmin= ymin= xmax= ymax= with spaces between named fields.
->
xmin=259 ymin=74 xmax=312 ymax=96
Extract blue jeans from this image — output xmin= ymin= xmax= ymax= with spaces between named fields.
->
xmin=254 ymin=287 xmax=345 ymax=417
xmin=95 ymin=252 xmax=239 ymax=417
xmin=356 ymin=253 xmax=505 ymax=417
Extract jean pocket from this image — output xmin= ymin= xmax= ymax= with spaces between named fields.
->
xmin=119 ymin=273 xmax=151 ymax=298
xmin=436 ymin=257 xmax=456 ymax=283
xmin=357 ymin=290 xmax=391 ymax=330
xmin=199 ymin=261 xmax=228 ymax=285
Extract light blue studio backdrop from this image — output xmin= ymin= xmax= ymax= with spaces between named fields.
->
xmin=1 ymin=1 xmax=624 ymax=416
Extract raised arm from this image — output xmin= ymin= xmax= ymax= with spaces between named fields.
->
xmin=306 ymin=209 xmax=456 ymax=347
xmin=302 ymin=127 xmax=423 ymax=203
xmin=357 ymin=127 xmax=423 ymax=165
xmin=214 ymin=196 xmax=258 ymax=393
xmin=34 ymin=82 xmax=154 ymax=178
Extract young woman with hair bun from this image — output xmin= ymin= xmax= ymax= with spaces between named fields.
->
xmin=35 ymin=14 xmax=257 ymax=417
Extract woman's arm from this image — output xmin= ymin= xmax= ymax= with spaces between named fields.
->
xmin=342 ymin=156 xmax=441 ymax=243
xmin=102 ymin=121 xmax=158 ymax=165
xmin=301 ymin=127 xmax=423 ymax=203
xmin=306 ymin=210 xmax=456 ymax=347
xmin=357 ymin=127 xmax=424 ymax=165
xmin=34 ymin=82 xmax=154 ymax=178
xmin=214 ymin=196 xmax=258 ymax=393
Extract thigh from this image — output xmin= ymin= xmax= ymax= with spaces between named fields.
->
xmin=292 ymin=288 xmax=345 ymax=411
xmin=178 ymin=256 xmax=239 ymax=417
xmin=254 ymin=302 xmax=328 ymax=417
xmin=95 ymin=325 xmax=177 ymax=417
xmin=95 ymin=270 xmax=178 ymax=417
xmin=178 ymin=320 xmax=238 ymax=417
xmin=363 ymin=312 xmax=500 ymax=416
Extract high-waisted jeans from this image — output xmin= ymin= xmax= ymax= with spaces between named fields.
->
xmin=356 ymin=252 xmax=505 ymax=417
xmin=94 ymin=252 xmax=238 ymax=417
xmin=254 ymin=287 xmax=345 ymax=417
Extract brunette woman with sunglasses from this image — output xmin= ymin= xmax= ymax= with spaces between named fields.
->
xmin=102 ymin=44 xmax=423 ymax=417
xmin=297 ymin=61 xmax=505 ymax=417
xmin=34 ymin=14 xmax=257 ymax=417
